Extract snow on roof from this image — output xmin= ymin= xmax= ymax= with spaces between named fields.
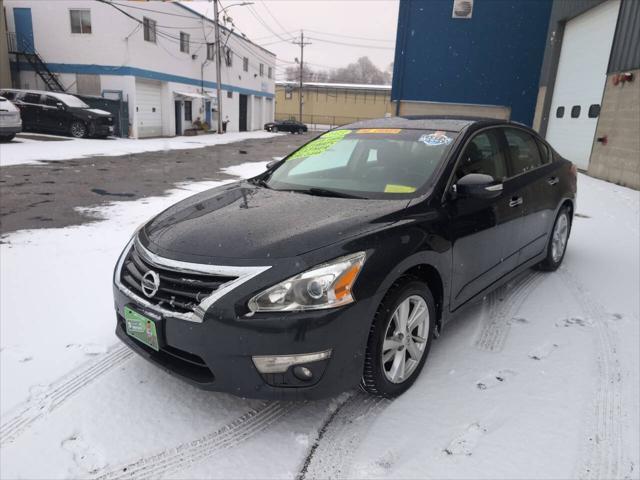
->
xmin=276 ymin=81 xmax=392 ymax=91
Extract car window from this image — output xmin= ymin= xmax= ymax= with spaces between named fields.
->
xmin=454 ymin=130 xmax=507 ymax=183
xmin=44 ymin=96 xmax=59 ymax=107
xmin=503 ymin=128 xmax=544 ymax=175
xmin=22 ymin=93 xmax=42 ymax=104
xmin=0 ymin=91 xmax=17 ymax=101
xmin=268 ymin=129 xmax=457 ymax=198
xmin=536 ymin=139 xmax=552 ymax=165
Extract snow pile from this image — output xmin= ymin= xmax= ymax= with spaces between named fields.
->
xmin=0 ymin=131 xmax=282 ymax=167
xmin=0 ymin=173 xmax=638 ymax=479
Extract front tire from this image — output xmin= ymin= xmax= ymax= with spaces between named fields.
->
xmin=361 ymin=277 xmax=435 ymax=397
xmin=536 ymin=205 xmax=572 ymax=271
xmin=69 ymin=121 xmax=87 ymax=138
xmin=272 ymin=126 xmax=278 ymax=133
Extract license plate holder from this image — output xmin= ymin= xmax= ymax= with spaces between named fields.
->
xmin=124 ymin=306 xmax=163 ymax=351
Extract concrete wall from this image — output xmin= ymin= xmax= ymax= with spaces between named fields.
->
xmin=588 ymin=70 xmax=640 ymax=189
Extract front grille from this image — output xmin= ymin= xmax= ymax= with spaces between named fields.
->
xmin=99 ymin=117 xmax=113 ymax=125
xmin=120 ymin=244 xmax=237 ymax=315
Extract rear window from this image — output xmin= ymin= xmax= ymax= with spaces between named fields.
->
xmin=22 ymin=93 xmax=42 ymax=104
xmin=266 ymin=128 xmax=458 ymax=198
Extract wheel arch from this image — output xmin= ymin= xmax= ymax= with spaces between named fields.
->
xmin=401 ymin=264 xmax=444 ymax=334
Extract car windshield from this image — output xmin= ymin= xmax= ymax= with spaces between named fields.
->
xmin=53 ymin=93 xmax=90 ymax=108
xmin=265 ymin=128 xmax=457 ymax=198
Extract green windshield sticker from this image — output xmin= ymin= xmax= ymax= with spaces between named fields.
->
xmin=288 ymin=129 xmax=351 ymax=160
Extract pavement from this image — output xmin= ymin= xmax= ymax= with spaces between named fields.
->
xmin=0 ymin=133 xmax=309 ymax=234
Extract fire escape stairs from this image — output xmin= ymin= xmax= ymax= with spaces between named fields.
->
xmin=7 ymin=32 xmax=65 ymax=92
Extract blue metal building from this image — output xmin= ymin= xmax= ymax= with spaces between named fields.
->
xmin=391 ymin=0 xmax=553 ymax=125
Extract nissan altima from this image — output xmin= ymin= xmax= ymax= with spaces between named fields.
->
xmin=113 ymin=116 xmax=577 ymax=399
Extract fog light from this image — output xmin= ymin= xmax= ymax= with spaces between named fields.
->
xmin=293 ymin=366 xmax=313 ymax=381
xmin=252 ymin=349 xmax=332 ymax=373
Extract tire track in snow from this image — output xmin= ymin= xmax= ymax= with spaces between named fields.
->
xmin=474 ymin=271 xmax=544 ymax=352
xmin=297 ymin=392 xmax=390 ymax=480
xmin=560 ymin=268 xmax=628 ymax=480
xmin=0 ymin=345 xmax=133 ymax=446
xmin=93 ymin=401 xmax=296 ymax=480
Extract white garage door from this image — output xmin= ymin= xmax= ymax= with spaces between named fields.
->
xmin=545 ymin=0 xmax=620 ymax=170
xmin=136 ymin=80 xmax=162 ymax=138
xmin=253 ymin=96 xmax=263 ymax=130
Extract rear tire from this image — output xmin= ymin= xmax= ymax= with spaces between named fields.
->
xmin=360 ymin=277 xmax=435 ymax=397
xmin=69 ymin=121 xmax=87 ymax=138
xmin=0 ymin=134 xmax=15 ymax=142
xmin=535 ymin=205 xmax=572 ymax=271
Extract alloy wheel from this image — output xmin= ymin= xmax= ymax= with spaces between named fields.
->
xmin=70 ymin=122 xmax=86 ymax=138
xmin=381 ymin=295 xmax=430 ymax=384
xmin=551 ymin=212 xmax=569 ymax=262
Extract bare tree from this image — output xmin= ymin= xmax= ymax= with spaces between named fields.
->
xmin=283 ymin=57 xmax=392 ymax=85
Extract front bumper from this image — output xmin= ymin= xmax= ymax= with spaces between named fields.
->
xmin=113 ymin=285 xmax=378 ymax=400
xmin=90 ymin=122 xmax=113 ymax=137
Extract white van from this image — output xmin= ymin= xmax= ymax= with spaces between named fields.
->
xmin=0 ymin=96 xmax=22 ymax=142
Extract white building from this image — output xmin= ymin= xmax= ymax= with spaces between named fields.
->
xmin=4 ymin=0 xmax=276 ymax=137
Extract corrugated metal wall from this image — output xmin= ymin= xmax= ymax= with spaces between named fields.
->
xmin=608 ymin=0 xmax=640 ymax=72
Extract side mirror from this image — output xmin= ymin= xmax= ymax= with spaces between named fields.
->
xmin=453 ymin=173 xmax=503 ymax=199
xmin=56 ymin=102 xmax=64 ymax=110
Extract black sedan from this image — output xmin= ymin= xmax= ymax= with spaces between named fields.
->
xmin=113 ymin=116 xmax=576 ymax=400
xmin=0 ymin=89 xmax=114 ymax=138
xmin=264 ymin=119 xmax=308 ymax=134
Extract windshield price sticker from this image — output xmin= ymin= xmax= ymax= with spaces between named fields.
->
xmin=288 ymin=129 xmax=351 ymax=160
xmin=356 ymin=128 xmax=402 ymax=134
xmin=419 ymin=131 xmax=453 ymax=146
xmin=384 ymin=184 xmax=417 ymax=193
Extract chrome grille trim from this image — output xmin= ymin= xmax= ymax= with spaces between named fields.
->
xmin=114 ymin=236 xmax=271 ymax=323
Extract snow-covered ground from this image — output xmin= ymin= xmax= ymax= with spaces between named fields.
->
xmin=0 ymin=131 xmax=281 ymax=167
xmin=0 ymin=171 xmax=638 ymax=479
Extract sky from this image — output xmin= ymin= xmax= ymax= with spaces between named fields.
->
xmin=183 ymin=0 xmax=399 ymax=81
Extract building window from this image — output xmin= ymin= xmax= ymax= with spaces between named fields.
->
xmin=285 ymin=89 xmax=292 ymax=100
xmin=243 ymin=57 xmax=249 ymax=72
xmin=259 ymin=63 xmax=264 ymax=77
xmin=184 ymin=101 xmax=192 ymax=121
xmin=227 ymin=91 xmax=233 ymax=99
xmin=207 ymin=43 xmax=215 ymax=61
xmin=268 ymin=67 xmax=273 ymax=79
xmin=588 ymin=104 xmax=601 ymax=118
xmin=555 ymin=106 xmax=564 ymax=118
xmin=70 ymin=9 xmax=92 ymax=34
xmin=180 ymin=32 xmax=190 ymax=53
xmin=143 ymin=17 xmax=157 ymax=43
xmin=224 ymin=47 xmax=233 ymax=67
xmin=571 ymin=105 xmax=581 ymax=118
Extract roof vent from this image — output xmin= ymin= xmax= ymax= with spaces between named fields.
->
xmin=452 ymin=0 xmax=474 ymax=19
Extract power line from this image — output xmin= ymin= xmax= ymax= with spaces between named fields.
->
xmin=304 ymin=29 xmax=394 ymax=43
xmin=259 ymin=2 xmax=296 ymax=42
xmin=305 ymin=36 xmax=395 ymax=50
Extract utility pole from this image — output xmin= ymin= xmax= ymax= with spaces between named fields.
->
xmin=293 ymin=30 xmax=311 ymax=123
xmin=213 ymin=0 xmax=223 ymax=134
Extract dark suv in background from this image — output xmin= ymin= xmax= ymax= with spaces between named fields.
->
xmin=0 ymin=89 xmax=114 ymax=138
xmin=264 ymin=119 xmax=308 ymax=134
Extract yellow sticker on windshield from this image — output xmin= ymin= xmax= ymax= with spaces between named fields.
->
xmin=288 ymin=129 xmax=351 ymax=160
xmin=384 ymin=184 xmax=416 ymax=193
xmin=356 ymin=128 xmax=402 ymax=134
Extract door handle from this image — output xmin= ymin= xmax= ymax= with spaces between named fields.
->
xmin=509 ymin=196 xmax=523 ymax=208
xmin=547 ymin=176 xmax=559 ymax=186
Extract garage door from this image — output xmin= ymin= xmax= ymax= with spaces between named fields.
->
xmin=253 ymin=96 xmax=263 ymax=130
xmin=545 ymin=0 xmax=620 ymax=170
xmin=136 ymin=80 xmax=162 ymax=138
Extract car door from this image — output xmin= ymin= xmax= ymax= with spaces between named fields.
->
xmin=41 ymin=95 xmax=66 ymax=133
xmin=502 ymin=127 xmax=559 ymax=265
xmin=17 ymin=92 xmax=42 ymax=131
xmin=447 ymin=128 xmax=521 ymax=309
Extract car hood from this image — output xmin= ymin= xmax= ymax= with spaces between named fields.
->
xmin=142 ymin=182 xmax=408 ymax=260
xmin=71 ymin=107 xmax=111 ymax=118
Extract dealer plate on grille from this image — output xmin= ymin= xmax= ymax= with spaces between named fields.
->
xmin=124 ymin=306 xmax=160 ymax=351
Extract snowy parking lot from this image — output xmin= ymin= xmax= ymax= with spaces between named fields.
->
xmin=0 ymin=164 xmax=638 ymax=479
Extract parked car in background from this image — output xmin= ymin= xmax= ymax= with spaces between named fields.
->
xmin=0 ymin=89 xmax=114 ymax=138
xmin=264 ymin=119 xmax=308 ymax=134
xmin=0 ymin=96 xmax=22 ymax=142
xmin=113 ymin=116 xmax=577 ymax=400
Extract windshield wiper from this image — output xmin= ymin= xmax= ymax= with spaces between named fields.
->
xmin=291 ymin=187 xmax=364 ymax=199
xmin=250 ymin=177 xmax=271 ymax=189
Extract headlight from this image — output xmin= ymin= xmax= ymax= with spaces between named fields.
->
xmin=248 ymin=252 xmax=366 ymax=312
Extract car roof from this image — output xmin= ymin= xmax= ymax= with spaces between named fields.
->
xmin=341 ymin=115 xmax=507 ymax=132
